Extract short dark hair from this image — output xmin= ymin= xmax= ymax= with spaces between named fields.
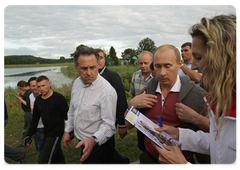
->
xmin=36 ymin=75 xmax=49 ymax=83
xmin=73 ymin=47 xmax=100 ymax=66
xmin=95 ymin=48 xmax=105 ymax=57
xmin=28 ymin=77 xmax=37 ymax=85
xmin=17 ymin=80 xmax=28 ymax=87
xmin=181 ymin=42 xmax=191 ymax=48
xmin=150 ymin=62 xmax=154 ymax=71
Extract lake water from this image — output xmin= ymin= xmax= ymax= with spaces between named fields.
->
xmin=4 ymin=66 xmax=75 ymax=89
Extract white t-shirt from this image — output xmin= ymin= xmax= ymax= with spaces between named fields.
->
xmin=29 ymin=93 xmax=44 ymax=129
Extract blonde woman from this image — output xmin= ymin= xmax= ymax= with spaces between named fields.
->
xmin=152 ymin=14 xmax=236 ymax=164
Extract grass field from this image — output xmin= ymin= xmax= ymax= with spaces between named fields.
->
xmin=4 ymin=65 xmax=142 ymax=164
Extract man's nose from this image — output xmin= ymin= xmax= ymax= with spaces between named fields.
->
xmin=86 ymin=68 xmax=91 ymax=75
xmin=159 ymin=68 xmax=166 ymax=76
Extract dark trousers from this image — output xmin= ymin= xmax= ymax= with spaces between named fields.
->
xmin=140 ymin=149 xmax=196 ymax=164
xmin=22 ymin=112 xmax=32 ymax=141
xmin=110 ymin=136 xmax=129 ymax=164
xmin=39 ymin=136 xmax=65 ymax=164
xmin=81 ymin=136 xmax=115 ymax=164
xmin=137 ymin=130 xmax=145 ymax=151
xmin=140 ymin=149 xmax=160 ymax=164
xmin=2 ymin=119 xmax=25 ymax=165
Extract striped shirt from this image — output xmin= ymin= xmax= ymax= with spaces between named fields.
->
xmin=129 ymin=70 xmax=153 ymax=96
xmin=65 ymin=74 xmax=117 ymax=146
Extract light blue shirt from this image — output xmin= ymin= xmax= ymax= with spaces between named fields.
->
xmin=178 ymin=61 xmax=198 ymax=77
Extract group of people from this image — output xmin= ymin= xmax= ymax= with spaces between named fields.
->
xmin=5 ymin=14 xmax=236 ymax=164
xmin=126 ymin=14 xmax=236 ymax=164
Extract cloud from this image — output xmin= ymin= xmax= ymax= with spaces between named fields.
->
xmin=4 ymin=5 xmax=236 ymax=59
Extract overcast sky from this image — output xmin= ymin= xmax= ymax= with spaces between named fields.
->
xmin=4 ymin=5 xmax=236 ymax=59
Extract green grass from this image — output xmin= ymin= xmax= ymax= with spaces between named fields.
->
xmin=61 ymin=65 xmax=139 ymax=93
xmin=4 ymin=65 xmax=143 ymax=164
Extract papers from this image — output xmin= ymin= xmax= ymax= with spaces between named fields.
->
xmin=125 ymin=106 xmax=182 ymax=151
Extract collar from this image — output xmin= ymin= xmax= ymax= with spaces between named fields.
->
xmin=99 ymin=66 xmax=106 ymax=75
xmin=183 ymin=61 xmax=192 ymax=66
xmin=204 ymin=93 xmax=236 ymax=118
xmin=139 ymin=71 xmax=153 ymax=81
xmin=79 ymin=74 xmax=100 ymax=88
xmin=156 ymin=75 xmax=181 ymax=93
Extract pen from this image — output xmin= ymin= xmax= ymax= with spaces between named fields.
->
xmin=157 ymin=116 xmax=163 ymax=127
xmin=228 ymin=146 xmax=236 ymax=152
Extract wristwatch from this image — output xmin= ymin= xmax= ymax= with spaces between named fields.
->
xmin=92 ymin=136 xmax=99 ymax=144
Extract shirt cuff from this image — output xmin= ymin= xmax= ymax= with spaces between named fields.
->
xmin=186 ymin=162 xmax=193 ymax=165
xmin=178 ymin=127 xmax=185 ymax=144
xmin=118 ymin=124 xmax=126 ymax=128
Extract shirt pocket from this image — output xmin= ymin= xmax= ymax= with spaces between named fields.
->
xmin=81 ymin=103 xmax=101 ymax=122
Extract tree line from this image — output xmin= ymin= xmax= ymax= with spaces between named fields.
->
xmin=5 ymin=37 xmax=157 ymax=66
xmin=4 ymin=55 xmax=73 ymax=65
xmin=71 ymin=37 xmax=157 ymax=66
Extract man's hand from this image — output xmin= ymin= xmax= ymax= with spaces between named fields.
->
xmin=175 ymin=102 xmax=198 ymax=123
xmin=118 ymin=127 xmax=127 ymax=139
xmin=75 ymin=137 xmax=96 ymax=162
xmin=129 ymin=91 xmax=157 ymax=109
xmin=24 ymin=136 xmax=32 ymax=148
xmin=63 ymin=132 xmax=71 ymax=149
xmin=175 ymin=102 xmax=210 ymax=132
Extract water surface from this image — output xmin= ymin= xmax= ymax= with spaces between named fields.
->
xmin=4 ymin=66 xmax=74 ymax=89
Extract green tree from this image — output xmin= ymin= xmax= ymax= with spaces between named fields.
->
xmin=60 ymin=56 xmax=65 ymax=63
xmin=121 ymin=48 xmax=137 ymax=65
xmin=109 ymin=46 xmax=118 ymax=66
xmin=137 ymin=37 xmax=157 ymax=54
xmin=70 ymin=44 xmax=88 ymax=57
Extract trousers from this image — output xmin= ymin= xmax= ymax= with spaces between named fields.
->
xmin=39 ymin=136 xmax=65 ymax=164
xmin=81 ymin=136 xmax=115 ymax=164
xmin=2 ymin=119 xmax=24 ymax=165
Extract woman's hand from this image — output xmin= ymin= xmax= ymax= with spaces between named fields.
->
xmin=151 ymin=142 xmax=187 ymax=164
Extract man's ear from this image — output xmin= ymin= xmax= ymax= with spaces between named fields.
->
xmin=178 ymin=59 xmax=183 ymax=70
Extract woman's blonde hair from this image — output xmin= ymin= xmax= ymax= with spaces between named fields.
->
xmin=189 ymin=15 xmax=236 ymax=134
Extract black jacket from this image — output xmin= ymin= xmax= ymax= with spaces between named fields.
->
xmin=100 ymin=67 xmax=128 ymax=126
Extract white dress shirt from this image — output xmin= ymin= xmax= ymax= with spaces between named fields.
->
xmin=65 ymin=74 xmax=117 ymax=146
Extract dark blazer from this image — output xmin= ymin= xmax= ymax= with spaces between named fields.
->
xmin=100 ymin=67 xmax=128 ymax=126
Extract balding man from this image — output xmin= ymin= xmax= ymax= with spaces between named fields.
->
xmin=129 ymin=51 xmax=154 ymax=151
xmin=130 ymin=51 xmax=153 ymax=98
xmin=125 ymin=45 xmax=210 ymax=164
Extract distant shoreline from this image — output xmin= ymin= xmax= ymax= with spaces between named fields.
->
xmin=4 ymin=63 xmax=73 ymax=68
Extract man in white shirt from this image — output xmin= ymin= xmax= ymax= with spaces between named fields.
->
xmin=63 ymin=47 xmax=117 ymax=163
xmin=28 ymin=77 xmax=45 ymax=160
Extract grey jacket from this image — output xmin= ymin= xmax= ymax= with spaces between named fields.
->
xmin=144 ymin=76 xmax=207 ymax=131
xmin=143 ymin=76 xmax=210 ymax=163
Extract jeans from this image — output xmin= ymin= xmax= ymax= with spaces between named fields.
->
xmin=34 ymin=128 xmax=45 ymax=158
xmin=2 ymin=119 xmax=25 ymax=165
